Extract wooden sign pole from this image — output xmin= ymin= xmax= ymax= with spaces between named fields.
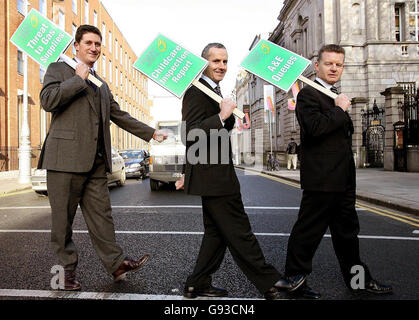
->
xmin=192 ymin=79 xmax=245 ymax=119
xmin=297 ymin=75 xmax=337 ymax=99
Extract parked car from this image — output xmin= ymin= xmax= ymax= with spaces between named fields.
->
xmin=31 ymin=147 xmax=126 ymax=195
xmin=119 ymin=149 xmax=150 ymax=179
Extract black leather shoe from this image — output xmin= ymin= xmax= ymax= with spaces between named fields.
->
xmin=264 ymin=287 xmax=284 ymax=300
xmin=275 ymin=274 xmax=307 ymax=292
xmin=290 ymin=283 xmax=321 ymax=300
xmin=183 ymin=285 xmax=228 ymax=298
xmin=365 ymin=279 xmax=393 ymax=294
xmin=62 ymin=270 xmax=81 ymax=291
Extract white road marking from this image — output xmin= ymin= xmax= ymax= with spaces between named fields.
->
xmin=0 ymin=205 xmax=368 ymax=211
xmin=0 ymin=288 xmax=261 ymax=300
xmin=413 ymin=230 xmax=419 ymax=234
xmin=0 ymin=229 xmax=417 ymax=241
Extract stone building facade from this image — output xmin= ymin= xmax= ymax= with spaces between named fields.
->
xmin=236 ymin=0 xmax=419 ymax=171
xmin=0 ymin=0 xmax=151 ymax=172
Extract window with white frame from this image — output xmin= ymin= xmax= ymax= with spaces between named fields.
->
xmin=108 ymin=31 xmax=112 ymax=53
xmin=17 ymin=0 xmax=25 ymax=15
xmin=120 ymin=46 xmax=123 ymax=65
xmin=102 ymin=23 xmax=106 ymax=46
xmin=115 ymin=39 xmax=118 ymax=60
xmin=102 ymin=55 xmax=106 ymax=77
xmin=109 ymin=60 xmax=112 ymax=83
xmin=39 ymin=0 xmax=47 ymax=16
xmin=58 ymin=10 xmax=65 ymax=29
xmin=115 ymin=67 xmax=118 ymax=88
xmin=72 ymin=0 xmax=77 ymax=14
xmin=72 ymin=24 xmax=77 ymax=55
xmin=395 ymin=4 xmax=405 ymax=41
xmin=84 ymin=1 xmax=89 ymax=24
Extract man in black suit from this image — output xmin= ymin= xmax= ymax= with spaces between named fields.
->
xmin=39 ymin=25 xmax=167 ymax=290
xmin=276 ymin=44 xmax=392 ymax=299
xmin=175 ymin=43 xmax=301 ymax=300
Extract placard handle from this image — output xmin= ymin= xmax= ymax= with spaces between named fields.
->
xmin=297 ymin=75 xmax=337 ymax=99
xmin=59 ymin=54 xmax=103 ymax=87
xmin=192 ymin=79 xmax=245 ymax=119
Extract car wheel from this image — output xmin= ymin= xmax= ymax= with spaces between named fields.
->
xmin=117 ymin=168 xmax=126 ymax=187
xmin=150 ymin=178 xmax=159 ymax=191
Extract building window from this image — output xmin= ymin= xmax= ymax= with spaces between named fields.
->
xmin=39 ymin=0 xmax=47 ymax=16
xmin=93 ymin=10 xmax=97 ymax=27
xmin=115 ymin=39 xmax=118 ymax=60
xmin=40 ymin=66 xmax=46 ymax=83
xmin=84 ymin=1 xmax=89 ymax=24
xmin=115 ymin=67 xmax=118 ymax=88
xmin=58 ymin=10 xmax=65 ymax=29
xmin=395 ymin=4 xmax=405 ymax=42
xmin=72 ymin=24 xmax=77 ymax=55
xmin=102 ymin=23 xmax=106 ymax=46
xmin=17 ymin=50 xmax=24 ymax=75
xmin=126 ymin=77 xmax=128 ymax=94
xmin=120 ymin=46 xmax=123 ymax=65
xmin=102 ymin=55 xmax=106 ymax=77
xmin=72 ymin=0 xmax=77 ymax=14
xmin=109 ymin=60 xmax=112 ymax=83
xmin=108 ymin=32 xmax=112 ymax=53
xmin=129 ymin=57 xmax=131 ymax=75
xmin=120 ymin=71 xmax=123 ymax=90
xmin=17 ymin=0 xmax=25 ymax=15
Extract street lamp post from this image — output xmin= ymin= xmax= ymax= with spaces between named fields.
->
xmin=18 ymin=0 xmax=31 ymax=184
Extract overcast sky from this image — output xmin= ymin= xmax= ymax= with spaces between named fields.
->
xmin=101 ymin=0 xmax=284 ymax=121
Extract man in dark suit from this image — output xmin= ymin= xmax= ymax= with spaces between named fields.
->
xmin=175 ymin=43 xmax=302 ymax=300
xmin=39 ymin=25 xmax=167 ymax=290
xmin=276 ymin=44 xmax=392 ymax=299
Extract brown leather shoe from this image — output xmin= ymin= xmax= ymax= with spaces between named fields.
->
xmin=63 ymin=270 xmax=81 ymax=291
xmin=112 ymin=255 xmax=150 ymax=282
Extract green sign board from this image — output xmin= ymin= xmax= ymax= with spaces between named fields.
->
xmin=134 ymin=34 xmax=208 ymax=98
xmin=241 ymin=39 xmax=311 ymax=92
xmin=10 ymin=8 xmax=73 ymax=68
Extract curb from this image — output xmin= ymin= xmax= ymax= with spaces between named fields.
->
xmin=0 ymin=184 xmax=32 ymax=196
xmin=236 ymin=166 xmax=419 ymax=217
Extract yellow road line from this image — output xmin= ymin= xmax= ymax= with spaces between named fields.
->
xmin=237 ymin=168 xmax=419 ymax=228
xmin=0 ymin=189 xmax=32 ymax=198
xmin=356 ymin=202 xmax=419 ymax=227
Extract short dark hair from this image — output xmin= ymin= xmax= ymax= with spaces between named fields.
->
xmin=75 ymin=25 xmax=102 ymax=43
xmin=201 ymin=43 xmax=226 ymax=59
xmin=318 ymin=44 xmax=345 ymax=62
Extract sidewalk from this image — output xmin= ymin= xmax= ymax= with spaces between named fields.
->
xmin=0 ymin=171 xmax=32 ymax=196
xmin=236 ymin=165 xmax=419 ymax=216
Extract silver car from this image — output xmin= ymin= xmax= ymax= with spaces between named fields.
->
xmin=31 ymin=147 xmax=126 ymax=195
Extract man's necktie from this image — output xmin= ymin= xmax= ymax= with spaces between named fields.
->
xmin=87 ymin=70 xmax=97 ymax=91
xmin=214 ymin=85 xmax=223 ymax=98
xmin=330 ymin=86 xmax=339 ymax=95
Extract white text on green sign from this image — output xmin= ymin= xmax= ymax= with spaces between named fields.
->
xmin=10 ymin=8 xmax=72 ymax=68
xmin=240 ymin=40 xmax=310 ymax=92
xmin=134 ymin=34 xmax=208 ymax=98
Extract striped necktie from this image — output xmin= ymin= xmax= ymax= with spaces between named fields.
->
xmin=87 ymin=69 xmax=97 ymax=91
xmin=330 ymin=86 xmax=338 ymax=95
xmin=214 ymin=85 xmax=223 ymax=97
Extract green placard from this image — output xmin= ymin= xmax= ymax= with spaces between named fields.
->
xmin=241 ymin=39 xmax=311 ymax=92
xmin=10 ymin=8 xmax=73 ymax=68
xmin=134 ymin=34 xmax=208 ymax=98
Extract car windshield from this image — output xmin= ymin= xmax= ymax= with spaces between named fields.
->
xmin=120 ymin=151 xmax=144 ymax=159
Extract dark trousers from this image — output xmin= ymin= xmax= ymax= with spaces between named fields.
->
xmin=185 ymin=193 xmax=281 ymax=294
xmin=47 ymin=157 xmax=125 ymax=274
xmin=285 ymin=189 xmax=372 ymax=287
